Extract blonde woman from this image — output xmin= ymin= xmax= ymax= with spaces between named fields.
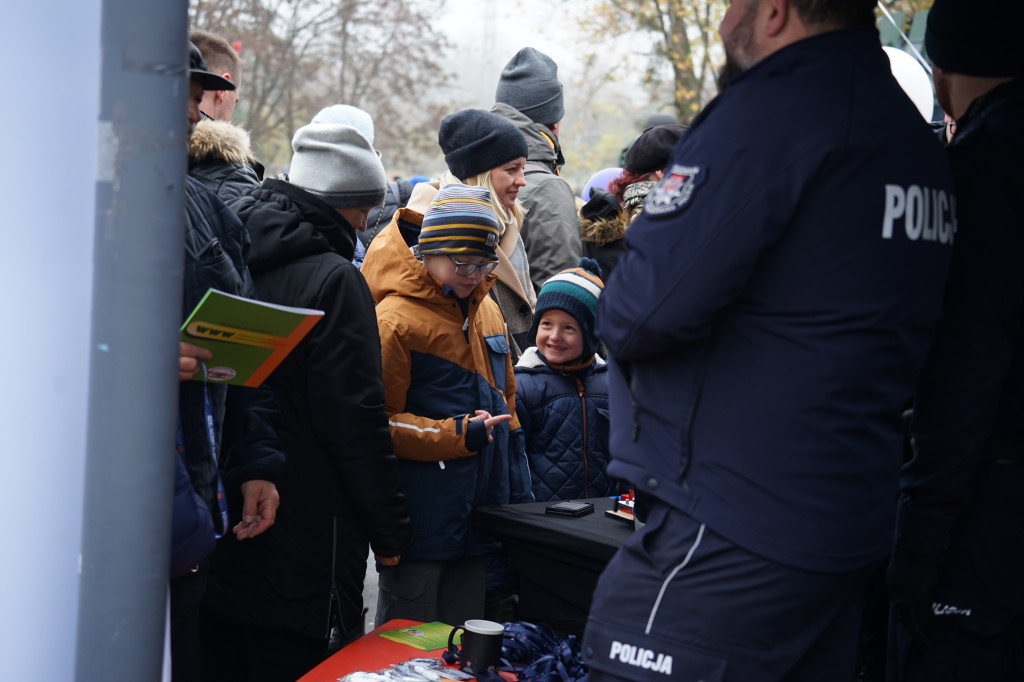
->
xmin=408 ymin=109 xmax=536 ymax=358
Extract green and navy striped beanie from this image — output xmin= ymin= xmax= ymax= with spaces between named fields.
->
xmin=418 ymin=185 xmax=500 ymax=258
xmin=529 ymin=257 xmax=605 ymax=359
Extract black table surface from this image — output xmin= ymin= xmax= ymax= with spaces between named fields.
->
xmin=473 ymin=497 xmax=635 ymax=635
xmin=473 ymin=497 xmax=634 ymax=563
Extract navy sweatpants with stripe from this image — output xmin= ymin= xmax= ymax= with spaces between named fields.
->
xmin=582 ymin=503 xmax=876 ymax=682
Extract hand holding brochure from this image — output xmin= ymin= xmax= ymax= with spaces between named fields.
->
xmin=180 ymin=288 xmax=324 ymax=387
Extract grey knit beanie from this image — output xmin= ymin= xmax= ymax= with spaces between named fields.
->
xmin=310 ymin=104 xmax=375 ymax=145
xmin=495 ymin=47 xmax=565 ymax=125
xmin=288 ymin=123 xmax=386 ymax=208
xmin=439 ymin=109 xmax=529 ymax=181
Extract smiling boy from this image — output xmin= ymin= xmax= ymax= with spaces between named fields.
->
xmin=514 ymin=258 xmax=619 ymax=502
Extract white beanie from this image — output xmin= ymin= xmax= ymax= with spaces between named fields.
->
xmin=288 ymin=123 xmax=386 ymax=208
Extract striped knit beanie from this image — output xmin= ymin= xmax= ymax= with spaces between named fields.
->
xmin=529 ymin=257 xmax=605 ymax=359
xmin=418 ymin=185 xmax=500 ymax=258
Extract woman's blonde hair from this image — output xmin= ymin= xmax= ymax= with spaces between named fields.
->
xmin=464 ymin=168 xmax=526 ymax=236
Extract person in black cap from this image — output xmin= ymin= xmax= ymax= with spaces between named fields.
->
xmin=188 ymin=30 xmax=265 ymax=207
xmin=886 ymin=2 xmax=1024 ymax=680
xmin=617 ymin=112 xmax=679 ymax=166
xmin=490 ymin=47 xmax=582 ymax=294
xmin=582 ymin=0 xmax=955 ymax=679
xmin=173 ymin=40 xmax=285 ymax=682
xmin=187 ymin=41 xmax=234 ymax=135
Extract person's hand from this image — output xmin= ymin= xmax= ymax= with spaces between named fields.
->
xmin=886 ymin=543 xmax=941 ymax=646
xmin=375 ymin=555 xmax=400 ymax=567
xmin=234 ymin=479 xmax=279 ymax=540
xmin=179 ymin=342 xmax=212 ymax=381
xmin=468 ymin=410 xmax=513 ymax=442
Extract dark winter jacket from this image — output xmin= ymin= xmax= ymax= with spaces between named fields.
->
xmin=362 ymin=178 xmax=413 ymax=248
xmin=514 ymin=348 xmax=617 ymax=501
xmin=171 ymin=446 xmax=215 ymax=580
xmin=579 ymin=182 xmax=654 ymax=281
xmin=597 ymin=28 xmax=955 ymax=573
xmin=580 ymin=205 xmax=630 ymax=283
xmin=896 ymin=78 xmax=1024 ymax=616
xmin=204 ymin=178 xmax=412 ymax=640
xmin=188 ymin=119 xmax=262 ymax=204
xmin=180 ymin=177 xmax=284 ymax=523
xmin=361 ymin=210 xmax=534 ymax=562
xmin=491 ymin=102 xmax=581 ymax=293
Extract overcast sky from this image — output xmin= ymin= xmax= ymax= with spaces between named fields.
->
xmin=440 ymin=0 xmax=595 ymax=108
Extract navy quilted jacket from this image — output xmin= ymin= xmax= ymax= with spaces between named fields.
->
xmin=515 ymin=347 xmax=618 ymax=501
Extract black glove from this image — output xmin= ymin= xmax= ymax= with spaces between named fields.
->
xmin=885 ymin=543 xmax=942 ymax=646
xmin=581 ymin=188 xmax=622 ymax=222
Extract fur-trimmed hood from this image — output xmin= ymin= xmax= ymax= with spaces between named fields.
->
xmin=188 ymin=120 xmax=262 ymax=204
xmin=188 ymin=119 xmax=256 ymax=165
xmin=580 ymin=209 xmax=630 ymax=247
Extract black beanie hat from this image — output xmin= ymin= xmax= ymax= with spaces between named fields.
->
xmin=624 ymin=124 xmax=688 ymax=175
xmin=926 ymin=0 xmax=1024 ymax=78
xmin=439 ymin=109 xmax=529 ymax=181
xmin=529 ymin=258 xmax=605 ymax=361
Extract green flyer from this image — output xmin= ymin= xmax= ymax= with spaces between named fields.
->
xmin=377 ymin=621 xmax=458 ymax=651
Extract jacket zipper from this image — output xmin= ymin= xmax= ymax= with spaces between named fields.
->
xmin=578 ymin=377 xmax=589 ymax=498
xmin=326 ymin=515 xmax=341 ymax=640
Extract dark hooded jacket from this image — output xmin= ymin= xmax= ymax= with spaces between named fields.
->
xmin=204 ymin=178 xmax=412 ymax=641
xmin=180 ymin=177 xmax=284 ymax=525
xmin=579 ymin=183 xmax=655 ymax=281
xmin=895 ymin=77 xmax=1024 ymax=622
xmin=188 ymin=119 xmax=262 ymax=204
xmin=362 ymin=178 xmax=413 ymax=249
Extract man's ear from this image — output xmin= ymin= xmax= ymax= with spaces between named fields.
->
xmin=216 ymin=74 xmax=232 ymax=102
xmin=762 ymin=0 xmax=789 ymax=38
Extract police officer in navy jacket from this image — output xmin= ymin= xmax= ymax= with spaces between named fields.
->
xmin=582 ymin=1 xmax=954 ymax=680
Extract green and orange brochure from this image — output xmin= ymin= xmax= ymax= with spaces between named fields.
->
xmin=180 ymin=288 xmax=323 ymax=387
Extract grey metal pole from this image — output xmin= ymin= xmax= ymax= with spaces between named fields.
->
xmin=75 ymin=0 xmax=190 ymax=679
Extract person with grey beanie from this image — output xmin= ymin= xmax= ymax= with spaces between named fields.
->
xmin=494 ymin=47 xmax=565 ymax=127
xmin=288 ymin=122 xmax=387 ymax=214
xmin=201 ymin=110 xmax=412 ymax=680
xmin=887 ymin=2 xmax=1024 ymax=680
xmin=490 ymin=47 xmax=582 ymax=294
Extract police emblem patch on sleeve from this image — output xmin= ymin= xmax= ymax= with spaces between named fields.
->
xmin=644 ymin=164 xmax=705 ymax=217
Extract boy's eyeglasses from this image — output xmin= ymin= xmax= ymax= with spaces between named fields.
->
xmin=447 ymin=255 xmax=499 ymax=276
